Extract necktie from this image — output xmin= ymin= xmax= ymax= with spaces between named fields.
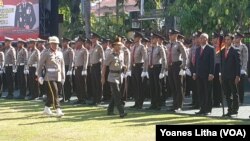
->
xmin=225 ymin=48 xmax=229 ymax=58
xmin=150 ymin=47 xmax=154 ymax=66
xmin=200 ymin=47 xmax=203 ymax=56
xmin=132 ymin=45 xmax=136 ymax=65
xmin=168 ymin=43 xmax=173 ymax=65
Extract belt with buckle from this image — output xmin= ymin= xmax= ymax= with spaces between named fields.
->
xmin=18 ymin=63 xmax=25 ymax=66
xmin=5 ymin=64 xmax=13 ymax=66
xmin=47 ymin=68 xmax=58 ymax=72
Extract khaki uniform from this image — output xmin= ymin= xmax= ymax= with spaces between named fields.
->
xmin=235 ymin=43 xmax=248 ymax=103
xmin=62 ymin=46 xmax=74 ymax=100
xmin=105 ymin=51 xmax=126 ymax=115
xmin=0 ymin=51 xmax=4 ymax=96
xmin=130 ymin=43 xmax=147 ymax=108
xmin=148 ymin=45 xmax=166 ymax=109
xmin=73 ymin=47 xmax=89 ymax=102
xmin=166 ymin=41 xmax=187 ymax=110
xmin=17 ymin=47 xmax=28 ymax=97
xmin=4 ymin=46 xmax=16 ymax=97
xmin=103 ymin=47 xmax=112 ymax=101
xmin=37 ymin=48 xmax=65 ymax=108
xmin=89 ymin=44 xmax=104 ymax=104
xmin=27 ymin=48 xmax=40 ymax=99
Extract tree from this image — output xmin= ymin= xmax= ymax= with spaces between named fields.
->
xmin=168 ymin=0 xmax=250 ymax=35
xmin=82 ymin=0 xmax=91 ymax=38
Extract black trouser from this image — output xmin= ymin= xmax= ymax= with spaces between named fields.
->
xmin=64 ymin=65 xmax=72 ymax=100
xmin=238 ymin=74 xmax=246 ymax=104
xmin=197 ymin=76 xmax=213 ymax=113
xmin=17 ymin=66 xmax=26 ymax=97
xmin=39 ymin=68 xmax=46 ymax=97
xmin=185 ymin=75 xmax=192 ymax=96
xmin=190 ymin=78 xmax=199 ymax=107
xmin=168 ymin=62 xmax=183 ymax=109
xmin=44 ymin=81 xmax=60 ymax=108
xmin=222 ymin=78 xmax=239 ymax=113
xmin=28 ymin=67 xmax=39 ymax=98
xmin=213 ymin=63 xmax=222 ymax=106
xmin=5 ymin=66 xmax=14 ymax=96
xmin=131 ymin=63 xmax=143 ymax=108
xmin=86 ymin=66 xmax=92 ymax=100
xmin=107 ymin=82 xmax=125 ymax=115
xmin=149 ymin=65 xmax=162 ymax=108
xmin=0 ymin=74 xmax=3 ymax=96
xmin=75 ymin=66 xmax=87 ymax=102
xmin=91 ymin=63 xmax=102 ymax=104
xmin=142 ymin=77 xmax=150 ymax=99
xmin=103 ymin=66 xmax=111 ymax=100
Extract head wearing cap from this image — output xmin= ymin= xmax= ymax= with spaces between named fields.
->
xmin=134 ymin=31 xmax=144 ymax=38
xmin=91 ymin=32 xmax=101 ymax=39
xmin=151 ymin=32 xmax=165 ymax=40
xmin=200 ymin=33 xmax=209 ymax=39
xmin=112 ymin=37 xmax=124 ymax=46
xmin=17 ymin=38 xmax=26 ymax=43
xmin=168 ymin=29 xmax=180 ymax=35
xmin=4 ymin=36 xmax=14 ymax=41
xmin=234 ymin=32 xmax=244 ymax=38
xmin=49 ymin=36 xmax=60 ymax=44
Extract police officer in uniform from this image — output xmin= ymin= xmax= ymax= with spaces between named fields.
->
xmin=166 ymin=29 xmax=187 ymax=112
xmin=16 ymin=38 xmax=28 ymax=99
xmin=62 ymin=37 xmax=74 ymax=102
xmin=37 ymin=36 xmax=65 ymax=117
xmin=73 ymin=36 xmax=89 ymax=104
xmin=234 ymin=32 xmax=248 ymax=104
xmin=101 ymin=37 xmax=127 ymax=118
xmin=130 ymin=31 xmax=148 ymax=109
xmin=4 ymin=37 xmax=16 ymax=99
xmin=89 ymin=33 xmax=104 ymax=105
xmin=15 ymin=0 xmax=36 ymax=29
xmin=0 ymin=42 xmax=4 ymax=97
xmin=102 ymin=38 xmax=112 ymax=101
xmin=147 ymin=33 xmax=166 ymax=110
xmin=84 ymin=38 xmax=92 ymax=100
xmin=26 ymin=38 xmax=40 ymax=100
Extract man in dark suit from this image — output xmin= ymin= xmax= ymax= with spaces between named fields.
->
xmin=221 ymin=33 xmax=241 ymax=117
xmin=193 ymin=33 xmax=215 ymax=115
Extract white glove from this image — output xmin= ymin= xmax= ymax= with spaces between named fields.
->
xmin=241 ymin=70 xmax=247 ymax=75
xmin=13 ymin=68 xmax=17 ymax=73
xmin=165 ymin=71 xmax=168 ymax=76
xmin=141 ymin=72 xmax=146 ymax=78
xmin=38 ymin=77 xmax=44 ymax=85
xmin=145 ymin=72 xmax=149 ymax=79
xmin=126 ymin=71 xmax=132 ymax=77
xmin=179 ymin=69 xmax=186 ymax=76
xmin=159 ymin=73 xmax=165 ymax=79
xmin=0 ymin=70 xmax=3 ymax=74
xmin=81 ymin=70 xmax=87 ymax=76
xmin=186 ymin=69 xmax=192 ymax=76
xmin=73 ymin=70 xmax=75 ymax=75
xmin=121 ymin=73 xmax=125 ymax=79
xmin=35 ymin=71 xmax=38 ymax=76
xmin=24 ymin=69 xmax=29 ymax=74
xmin=2 ymin=68 xmax=5 ymax=73
xmin=67 ymin=71 xmax=72 ymax=76
xmin=61 ymin=79 xmax=65 ymax=85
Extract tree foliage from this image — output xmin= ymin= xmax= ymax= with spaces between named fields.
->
xmin=168 ymin=0 xmax=250 ymax=35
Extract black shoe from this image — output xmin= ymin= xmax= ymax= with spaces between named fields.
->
xmin=5 ymin=95 xmax=13 ymax=99
xmin=203 ymin=112 xmax=211 ymax=116
xmin=88 ymin=102 xmax=98 ymax=106
xmin=129 ymin=105 xmax=137 ymax=109
xmin=195 ymin=111 xmax=204 ymax=115
xmin=174 ymin=108 xmax=182 ymax=113
xmin=120 ymin=113 xmax=127 ymax=118
xmin=223 ymin=112 xmax=232 ymax=117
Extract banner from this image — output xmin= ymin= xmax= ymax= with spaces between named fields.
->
xmin=0 ymin=0 xmax=39 ymax=40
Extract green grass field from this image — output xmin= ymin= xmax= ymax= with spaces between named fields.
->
xmin=0 ymin=99 xmax=249 ymax=141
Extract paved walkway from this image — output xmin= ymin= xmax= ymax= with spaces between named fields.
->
xmin=1 ymin=90 xmax=250 ymax=120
